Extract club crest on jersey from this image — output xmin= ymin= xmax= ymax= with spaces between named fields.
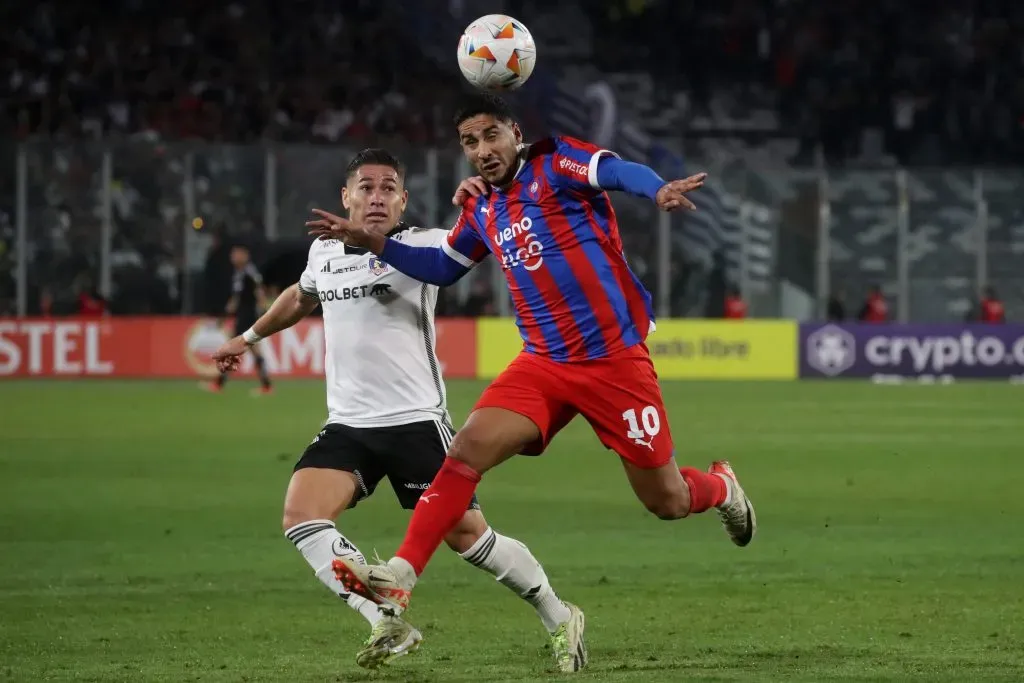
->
xmin=369 ymin=257 xmax=389 ymax=276
xmin=528 ymin=178 xmax=543 ymax=198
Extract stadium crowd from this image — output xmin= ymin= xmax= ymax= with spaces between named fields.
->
xmin=2 ymin=0 xmax=1020 ymax=317
xmin=1 ymin=0 xmax=474 ymax=144
xmin=0 ymin=0 xmax=485 ymax=317
xmin=594 ymin=0 xmax=1024 ymax=164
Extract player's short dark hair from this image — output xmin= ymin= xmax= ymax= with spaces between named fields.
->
xmin=345 ymin=148 xmax=405 ymax=181
xmin=453 ymin=92 xmax=517 ymax=128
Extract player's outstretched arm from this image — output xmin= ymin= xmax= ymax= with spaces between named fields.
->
xmin=376 ymin=238 xmax=473 ymax=286
xmin=249 ymin=283 xmax=318 ymax=338
xmin=212 ymin=283 xmax=318 ymax=372
xmin=306 ymin=209 xmax=474 ymax=286
xmin=594 ymin=157 xmax=706 ymax=211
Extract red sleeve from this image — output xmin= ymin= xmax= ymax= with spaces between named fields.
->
xmin=443 ymin=201 xmax=491 ymax=267
xmin=549 ymin=136 xmax=620 ymax=192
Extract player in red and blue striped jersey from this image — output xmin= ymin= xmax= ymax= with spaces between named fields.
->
xmin=308 ymin=94 xmax=757 ymax=665
xmin=444 ymin=136 xmax=655 ymax=362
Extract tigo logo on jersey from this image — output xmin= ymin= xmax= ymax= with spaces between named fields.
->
xmin=495 ymin=216 xmax=544 ymax=272
xmin=369 ymin=257 xmax=389 ymax=276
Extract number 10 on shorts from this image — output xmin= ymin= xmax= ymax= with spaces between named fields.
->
xmin=622 ymin=407 xmax=661 ymax=451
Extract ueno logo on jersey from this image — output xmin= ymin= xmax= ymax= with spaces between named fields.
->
xmin=494 ymin=216 xmax=544 ymax=272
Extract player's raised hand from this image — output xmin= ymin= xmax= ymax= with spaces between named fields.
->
xmin=655 ymin=173 xmax=708 ymax=212
xmin=306 ymin=209 xmax=384 ymax=252
xmin=212 ymin=335 xmax=251 ymax=373
xmin=452 ymin=176 xmax=490 ymax=206
xmin=305 ymin=208 xmax=351 ymax=238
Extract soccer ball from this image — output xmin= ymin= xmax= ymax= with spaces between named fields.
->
xmin=457 ymin=14 xmax=536 ymax=91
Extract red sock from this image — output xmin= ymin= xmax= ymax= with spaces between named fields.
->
xmin=680 ymin=467 xmax=727 ymax=513
xmin=396 ymin=457 xmax=481 ymax=575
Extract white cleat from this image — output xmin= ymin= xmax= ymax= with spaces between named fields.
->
xmin=333 ymin=558 xmax=411 ymax=612
xmin=709 ymin=460 xmax=756 ymax=546
xmin=355 ymin=614 xmax=422 ymax=669
xmin=550 ymin=602 xmax=588 ymax=673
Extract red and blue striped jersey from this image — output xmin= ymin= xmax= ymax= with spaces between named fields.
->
xmin=442 ymin=136 xmax=655 ymax=362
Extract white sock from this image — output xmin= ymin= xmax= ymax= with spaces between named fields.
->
xmin=460 ymin=527 xmax=571 ymax=633
xmin=386 ymin=556 xmax=418 ymax=590
xmin=284 ymin=519 xmax=383 ymax=626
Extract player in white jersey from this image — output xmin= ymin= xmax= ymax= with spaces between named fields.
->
xmin=211 ymin=149 xmax=585 ymax=673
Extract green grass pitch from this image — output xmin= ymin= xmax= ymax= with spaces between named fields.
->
xmin=1 ymin=379 xmax=1022 ymax=682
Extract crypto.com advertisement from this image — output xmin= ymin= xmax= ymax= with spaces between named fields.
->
xmin=800 ymin=323 xmax=1024 ymax=380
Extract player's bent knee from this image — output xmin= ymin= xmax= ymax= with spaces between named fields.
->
xmin=447 ymin=409 xmax=537 ymax=474
xmin=446 ymin=430 xmax=504 ymax=474
xmin=281 ymin=469 xmax=358 ymax=533
xmin=281 ymin=507 xmax=328 ymax=533
xmin=444 ymin=525 xmax=480 ymax=553
xmin=444 ymin=510 xmax=488 ymax=553
xmin=281 ymin=510 xmax=309 ymax=533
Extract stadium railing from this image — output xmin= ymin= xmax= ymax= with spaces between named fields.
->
xmin=4 ymin=140 xmax=1022 ymax=324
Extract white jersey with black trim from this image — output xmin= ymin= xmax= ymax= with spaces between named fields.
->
xmin=298 ymin=224 xmax=450 ymax=428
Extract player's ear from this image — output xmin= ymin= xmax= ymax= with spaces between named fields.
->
xmin=511 ymin=122 xmax=523 ymax=144
xmin=341 ymin=186 xmax=351 ymax=210
xmin=400 ymin=189 xmax=408 ymax=212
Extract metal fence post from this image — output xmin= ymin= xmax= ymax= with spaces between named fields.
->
xmin=264 ymin=147 xmax=278 ymax=240
xmin=182 ymin=151 xmax=196 ymax=314
xmin=896 ymin=169 xmax=910 ymax=323
xmin=656 ymin=210 xmax=670 ymax=318
xmin=974 ymin=169 xmax=988 ymax=297
xmin=99 ymin=148 xmax=113 ymax=298
xmin=738 ymin=202 xmax=751 ymax=307
xmin=815 ymin=165 xmax=830 ymax=320
xmin=15 ymin=145 xmax=27 ymax=317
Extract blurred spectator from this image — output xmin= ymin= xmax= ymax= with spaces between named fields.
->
xmin=723 ymin=285 xmax=747 ymax=319
xmin=857 ymin=285 xmax=888 ymax=323
xmin=826 ymin=289 xmax=847 ymax=322
xmin=75 ymin=276 xmax=107 ymax=317
xmin=972 ymin=286 xmax=1006 ymax=323
xmin=702 ymin=250 xmax=728 ymax=318
xmin=39 ymin=288 xmax=54 ymax=317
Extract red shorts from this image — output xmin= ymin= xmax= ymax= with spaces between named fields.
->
xmin=474 ymin=344 xmax=674 ymax=469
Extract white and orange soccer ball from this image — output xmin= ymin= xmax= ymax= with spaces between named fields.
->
xmin=457 ymin=14 xmax=536 ymax=91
